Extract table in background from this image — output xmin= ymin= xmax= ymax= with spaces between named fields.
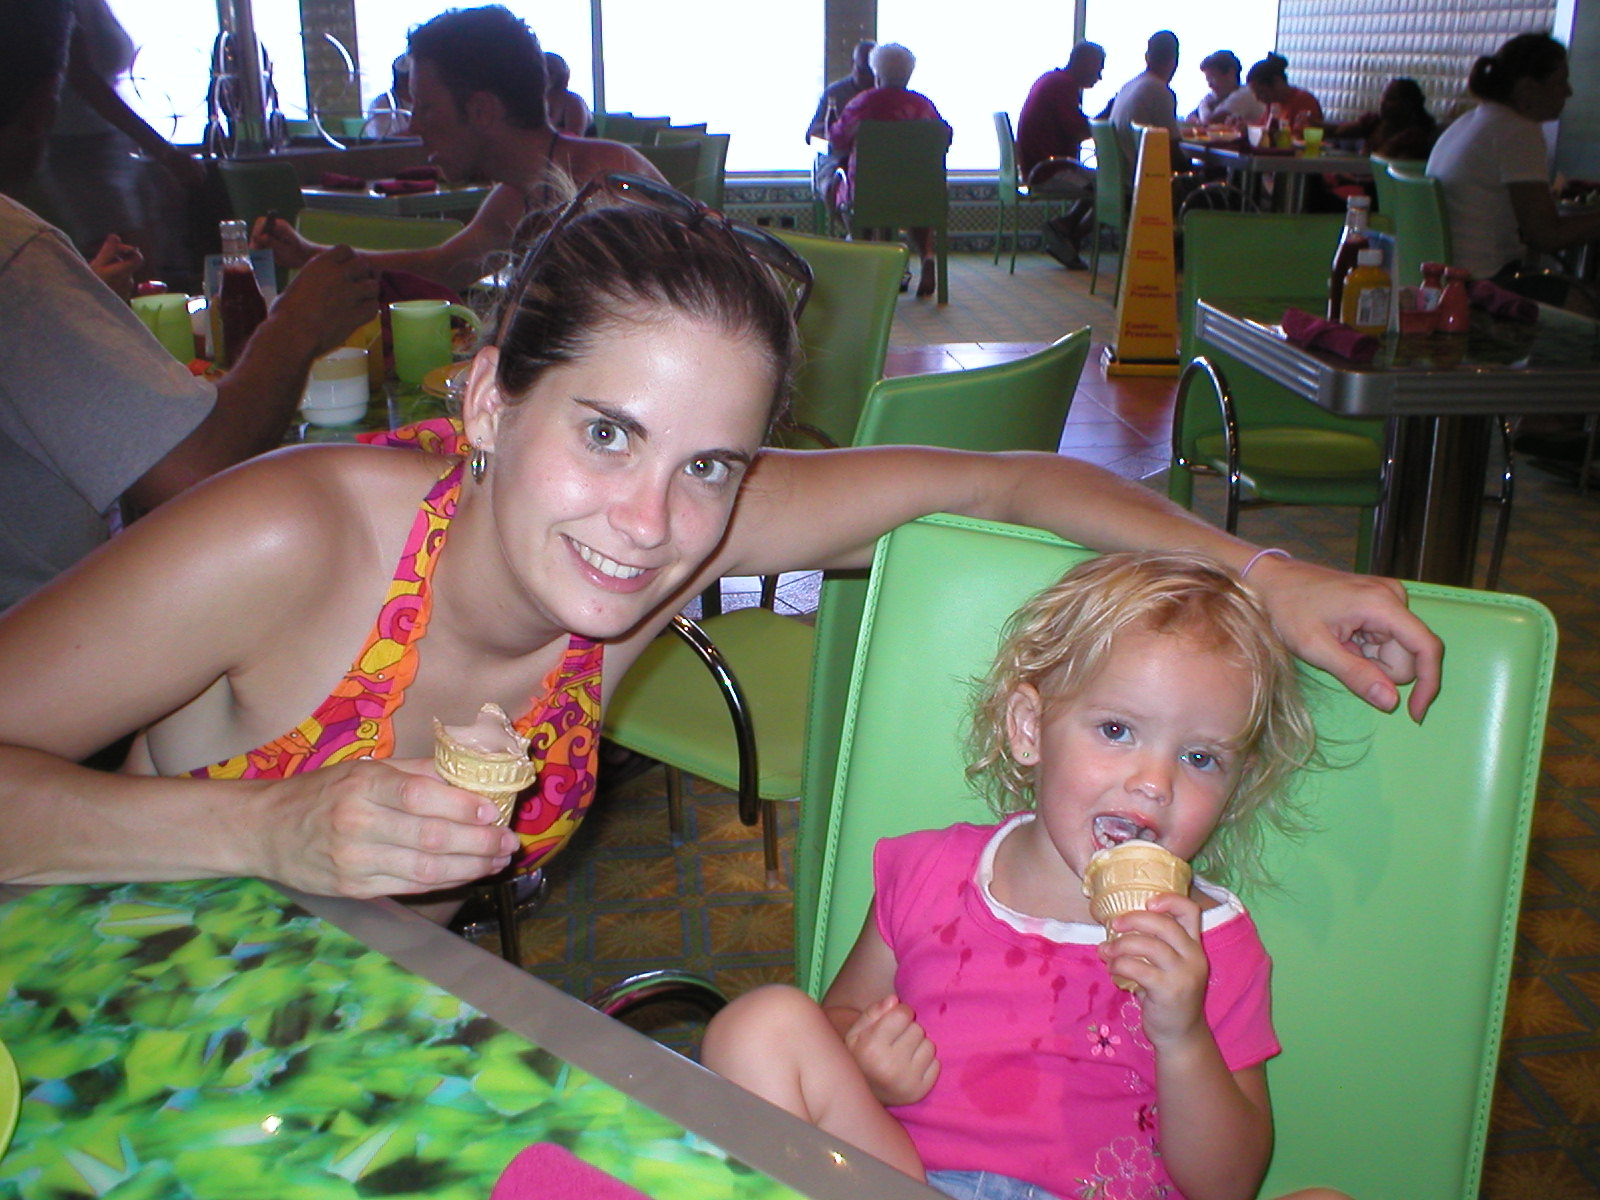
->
xmin=1195 ymin=296 xmax=1600 ymax=584
xmin=300 ymin=183 xmax=491 ymax=220
xmin=1182 ymin=143 xmax=1373 ymax=212
xmin=0 ymin=878 xmax=934 ymax=1199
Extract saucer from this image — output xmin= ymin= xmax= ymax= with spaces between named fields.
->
xmin=421 ymin=361 xmax=469 ymax=400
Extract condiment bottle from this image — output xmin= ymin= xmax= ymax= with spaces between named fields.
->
xmin=212 ymin=218 xmax=268 ymax=368
xmin=1339 ymin=248 xmax=1391 ymax=335
xmin=1418 ymin=261 xmax=1446 ymax=313
xmin=1327 ymin=195 xmax=1371 ymax=320
xmin=1437 ymin=267 xmax=1472 ymax=334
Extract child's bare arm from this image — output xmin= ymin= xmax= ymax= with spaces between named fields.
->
xmin=822 ymin=900 xmax=941 ymax=1106
xmin=1106 ymin=894 xmax=1273 ymax=1200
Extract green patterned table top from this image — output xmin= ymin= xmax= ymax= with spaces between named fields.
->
xmin=0 ymin=879 xmax=800 ymax=1199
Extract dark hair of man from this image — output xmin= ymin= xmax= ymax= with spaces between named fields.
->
xmin=1468 ymin=32 xmax=1566 ymax=103
xmin=408 ymin=5 xmax=548 ymax=131
xmin=1199 ymin=50 xmax=1243 ymax=80
xmin=0 ymin=0 xmax=73 ymax=130
xmin=1146 ymin=30 xmax=1179 ymax=70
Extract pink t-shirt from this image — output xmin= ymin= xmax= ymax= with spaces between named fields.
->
xmin=875 ymin=816 xmax=1279 ymax=1199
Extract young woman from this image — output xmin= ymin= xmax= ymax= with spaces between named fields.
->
xmin=0 ymin=175 xmax=1439 ymax=903
xmin=1246 ymin=53 xmax=1323 ymax=131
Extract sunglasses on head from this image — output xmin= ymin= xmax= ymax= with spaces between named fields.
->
xmin=520 ymin=172 xmax=815 ymax=322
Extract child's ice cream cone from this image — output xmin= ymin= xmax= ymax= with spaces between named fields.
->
xmin=1083 ymin=841 xmax=1192 ymax=990
xmin=432 ymin=703 xmax=537 ymax=826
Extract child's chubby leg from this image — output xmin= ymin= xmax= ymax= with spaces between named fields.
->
xmin=700 ymin=983 xmax=925 ymax=1180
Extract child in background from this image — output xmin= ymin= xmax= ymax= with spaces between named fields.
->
xmin=702 ymin=551 xmax=1350 ymax=1200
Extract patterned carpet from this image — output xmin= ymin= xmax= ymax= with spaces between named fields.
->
xmin=485 ymin=255 xmax=1598 ymax=1197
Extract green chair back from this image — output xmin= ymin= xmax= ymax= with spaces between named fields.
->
xmin=634 ymin=140 xmax=704 ymax=196
xmin=1086 ymin=119 xmax=1127 ymax=295
xmin=296 ymin=209 xmax=463 ymax=251
xmin=792 ymin=330 xmax=1093 ymax=974
xmin=1368 ymin=154 xmax=1426 ymax=215
xmin=1174 ymin=211 xmax=1386 ymax=557
xmin=805 ymin=513 xmax=1551 ymax=1199
xmin=772 ymin=230 xmax=908 ymax=448
xmin=217 ymin=158 xmax=305 ymax=229
xmin=845 ymin=120 xmax=951 ymax=303
xmin=1386 ymin=165 xmax=1452 ymax=290
xmin=992 ymin=111 xmax=1074 ymax=274
xmin=598 ymin=113 xmax=671 ymax=143
xmin=653 ymin=129 xmax=730 ymax=209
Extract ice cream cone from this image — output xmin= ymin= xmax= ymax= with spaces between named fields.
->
xmin=1082 ymin=841 xmax=1192 ymax=925
xmin=433 ymin=703 xmax=537 ymax=826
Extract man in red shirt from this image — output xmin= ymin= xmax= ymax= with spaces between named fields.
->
xmin=1016 ymin=41 xmax=1105 ymax=268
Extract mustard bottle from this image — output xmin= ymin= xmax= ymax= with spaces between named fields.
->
xmin=1339 ymin=248 xmax=1391 ymax=336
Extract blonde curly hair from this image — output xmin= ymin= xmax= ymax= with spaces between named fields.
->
xmin=965 ymin=550 xmax=1322 ymax=887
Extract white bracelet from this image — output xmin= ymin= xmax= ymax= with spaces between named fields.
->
xmin=1240 ymin=547 xmax=1291 ymax=579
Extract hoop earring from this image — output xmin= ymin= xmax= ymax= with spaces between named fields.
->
xmin=469 ymin=444 xmax=489 ymax=484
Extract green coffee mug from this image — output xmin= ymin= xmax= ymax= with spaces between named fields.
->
xmin=389 ymin=299 xmax=483 ymax=385
xmin=131 ymin=293 xmax=196 ymax=363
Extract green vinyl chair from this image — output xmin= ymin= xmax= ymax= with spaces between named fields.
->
xmin=841 ymin=119 xmax=952 ymax=304
xmin=597 ymin=113 xmax=671 ymax=143
xmin=1086 ymin=119 xmax=1129 ymax=296
xmin=601 ymin=329 xmax=1092 ymax=888
xmin=296 ymin=209 xmax=463 ymax=250
xmin=1173 ymin=211 xmax=1388 ymax=569
xmin=653 ymin=128 xmax=730 ymax=210
xmin=634 ymin=139 xmax=704 ymax=197
xmin=1368 ymin=155 xmax=1426 ymax=216
xmin=993 ymin=111 xmax=1085 ymax=274
xmin=1385 ymin=164 xmax=1451 ymax=289
xmin=803 ymin=512 xmax=1552 ymax=1199
xmin=772 ymin=230 xmax=908 ymax=449
xmin=217 ymin=158 xmax=305 ymax=229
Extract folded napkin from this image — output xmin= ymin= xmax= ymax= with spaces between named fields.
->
xmin=373 ymin=178 xmax=437 ymax=195
xmin=317 ymin=171 xmax=366 ymax=190
xmin=393 ymin=165 xmax=443 ymax=182
xmin=491 ymin=1144 xmax=650 ymax=1200
xmin=1280 ymin=307 xmax=1380 ymax=364
xmin=1470 ymin=279 xmax=1539 ymax=323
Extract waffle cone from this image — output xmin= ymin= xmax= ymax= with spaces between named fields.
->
xmin=1083 ymin=842 xmax=1192 ymax=927
xmin=433 ymin=714 xmax=537 ymax=826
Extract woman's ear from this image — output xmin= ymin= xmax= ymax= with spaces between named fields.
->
xmin=459 ymin=345 xmax=504 ymax=453
xmin=1005 ymin=683 xmax=1044 ymax=764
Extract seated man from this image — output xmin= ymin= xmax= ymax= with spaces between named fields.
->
xmin=806 ymin=39 xmax=875 ymax=213
xmin=1016 ymin=40 xmax=1104 ymax=269
xmin=255 ymin=6 xmax=664 ymax=291
xmin=0 ymin=0 xmax=377 ymax=610
xmin=1108 ymin=30 xmax=1201 ymax=214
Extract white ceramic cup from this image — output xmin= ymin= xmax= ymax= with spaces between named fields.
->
xmin=301 ymin=346 xmax=371 ymax=425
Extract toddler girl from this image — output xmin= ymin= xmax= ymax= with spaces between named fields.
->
xmin=702 ymin=551 xmax=1349 ymax=1200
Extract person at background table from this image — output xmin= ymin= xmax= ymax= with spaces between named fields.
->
xmin=1328 ymin=77 xmax=1437 ymax=162
xmin=1016 ymin=40 xmax=1104 ymax=270
xmin=0 ymin=0 xmax=379 ymax=613
xmin=806 ymin=40 xmax=875 ymax=218
xmin=364 ymin=53 xmax=412 ymax=139
xmin=253 ymin=5 xmax=664 ymax=293
xmin=1425 ymin=33 xmax=1600 ymax=286
xmin=827 ymin=43 xmax=950 ymax=299
xmin=25 ymin=0 xmax=206 ymax=289
xmin=702 ymin=552 xmax=1349 ymax=1200
xmin=1186 ymin=49 xmax=1265 ymax=126
xmin=1245 ymin=53 xmax=1323 ymax=131
xmin=543 ymin=52 xmax=593 ymax=137
xmin=0 ymin=171 xmax=1439 ymax=905
xmin=1108 ymin=31 xmax=1193 ymax=178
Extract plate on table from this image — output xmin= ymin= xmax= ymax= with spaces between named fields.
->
xmin=421 ymin=361 xmax=469 ymax=400
xmin=0 ymin=1038 xmax=18 ymax=1161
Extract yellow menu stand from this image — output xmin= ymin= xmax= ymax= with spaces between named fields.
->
xmin=1104 ymin=124 xmax=1180 ymax=377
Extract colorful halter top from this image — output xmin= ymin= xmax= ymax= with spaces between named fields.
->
xmin=188 ymin=458 xmax=604 ymax=871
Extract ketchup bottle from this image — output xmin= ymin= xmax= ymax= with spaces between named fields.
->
xmin=1327 ymin=195 xmax=1371 ymax=321
xmin=213 ymin=218 xmax=268 ymax=368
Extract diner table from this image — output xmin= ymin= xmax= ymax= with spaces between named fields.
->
xmin=0 ymin=877 xmax=935 ymax=1199
xmin=1181 ymin=140 xmax=1373 ymax=212
xmin=1195 ymin=296 xmax=1600 ymax=585
xmin=300 ymin=182 xmax=492 ymax=220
